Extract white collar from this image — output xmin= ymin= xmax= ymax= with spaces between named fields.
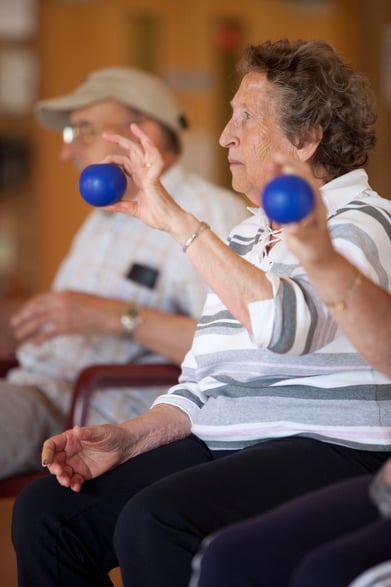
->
xmin=320 ymin=169 xmax=372 ymax=217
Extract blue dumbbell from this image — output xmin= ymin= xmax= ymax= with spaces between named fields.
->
xmin=262 ymin=174 xmax=314 ymax=223
xmin=79 ymin=163 xmax=127 ymax=207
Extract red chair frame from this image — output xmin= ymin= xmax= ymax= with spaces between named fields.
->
xmin=0 ymin=362 xmax=180 ymax=499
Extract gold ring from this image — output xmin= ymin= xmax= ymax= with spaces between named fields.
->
xmin=144 ymin=162 xmax=152 ymax=168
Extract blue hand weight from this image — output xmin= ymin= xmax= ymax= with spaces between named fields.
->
xmin=79 ymin=163 xmax=127 ymax=207
xmin=262 ymin=174 xmax=315 ymax=223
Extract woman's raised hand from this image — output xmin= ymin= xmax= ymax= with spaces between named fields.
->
xmin=101 ymin=123 xmax=184 ymax=233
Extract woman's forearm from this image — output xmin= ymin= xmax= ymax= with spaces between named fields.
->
xmin=170 ymin=212 xmax=273 ymax=333
xmin=301 ymin=251 xmax=391 ymax=376
xmin=118 ymin=403 xmax=192 ymax=460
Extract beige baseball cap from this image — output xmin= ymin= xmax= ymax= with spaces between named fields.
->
xmin=34 ymin=66 xmax=188 ymax=135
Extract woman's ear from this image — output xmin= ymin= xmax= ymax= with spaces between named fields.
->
xmin=296 ymin=124 xmax=323 ymax=162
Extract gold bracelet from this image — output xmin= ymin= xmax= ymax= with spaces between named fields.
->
xmin=324 ymin=270 xmax=363 ymax=312
xmin=182 ymin=221 xmax=210 ymax=253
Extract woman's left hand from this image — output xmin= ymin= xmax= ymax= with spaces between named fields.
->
xmin=265 ymin=156 xmax=334 ymax=266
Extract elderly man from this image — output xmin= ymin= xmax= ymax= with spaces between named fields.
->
xmin=1 ymin=67 xmax=248 ymax=478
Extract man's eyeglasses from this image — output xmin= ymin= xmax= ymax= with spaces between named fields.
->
xmin=63 ymin=115 xmax=146 ymax=145
xmin=62 ymin=123 xmax=102 ymax=145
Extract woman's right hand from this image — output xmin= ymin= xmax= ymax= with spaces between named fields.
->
xmin=41 ymin=424 xmax=131 ymax=492
xmin=101 ymin=124 xmax=187 ymax=235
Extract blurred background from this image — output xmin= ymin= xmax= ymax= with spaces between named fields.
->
xmin=0 ymin=0 xmax=390 ymax=299
xmin=0 ymin=1 xmax=390 ymax=585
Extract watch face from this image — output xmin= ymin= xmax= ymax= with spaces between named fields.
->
xmin=120 ymin=305 xmax=142 ymax=334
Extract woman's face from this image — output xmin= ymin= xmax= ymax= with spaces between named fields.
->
xmin=219 ymin=71 xmax=298 ymax=205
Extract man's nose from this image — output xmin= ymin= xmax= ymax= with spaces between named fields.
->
xmin=60 ymin=142 xmax=75 ymax=161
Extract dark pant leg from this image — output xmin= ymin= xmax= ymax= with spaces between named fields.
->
xmin=114 ymin=437 xmax=389 ymax=587
xmin=291 ymin=516 xmax=391 ymax=587
xmin=12 ymin=435 xmax=211 ymax=587
xmin=190 ymin=475 xmax=376 ymax=587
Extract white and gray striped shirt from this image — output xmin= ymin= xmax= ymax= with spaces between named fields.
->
xmin=154 ymin=169 xmax=391 ymax=452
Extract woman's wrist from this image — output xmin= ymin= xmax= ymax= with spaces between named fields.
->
xmin=297 ymin=239 xmax=338 ymax=273
xmin=168 ymin=212 xmax=203 ymax=249
xmin=301 ymin=251 xmax=364 ymax=312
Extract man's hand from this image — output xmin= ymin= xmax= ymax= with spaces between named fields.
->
xmin=11 ymin=290 xmax=126 ymax=345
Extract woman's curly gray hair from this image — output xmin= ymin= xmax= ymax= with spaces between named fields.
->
xmin=240 ymin=39 xmax=377 ymax=181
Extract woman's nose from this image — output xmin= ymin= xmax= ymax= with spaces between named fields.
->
xmin=219 ymin=122 xmax=237 ymax=148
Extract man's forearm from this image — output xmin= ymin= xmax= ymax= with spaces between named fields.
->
xmin=132 ymin=310 xmax=197 ymax=364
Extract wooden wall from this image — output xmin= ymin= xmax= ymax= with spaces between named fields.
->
xmin=2 ymin=0 xmax=390 ymax=293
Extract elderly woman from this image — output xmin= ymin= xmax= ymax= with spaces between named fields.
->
xmin=189 ymin=158 xmax=391 ymax=587
xmin=12 ymin=39 xmax=391 ymax=587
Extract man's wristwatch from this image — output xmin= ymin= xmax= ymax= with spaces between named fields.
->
xmin=120 ymin=304 xmax=143 ymax=336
